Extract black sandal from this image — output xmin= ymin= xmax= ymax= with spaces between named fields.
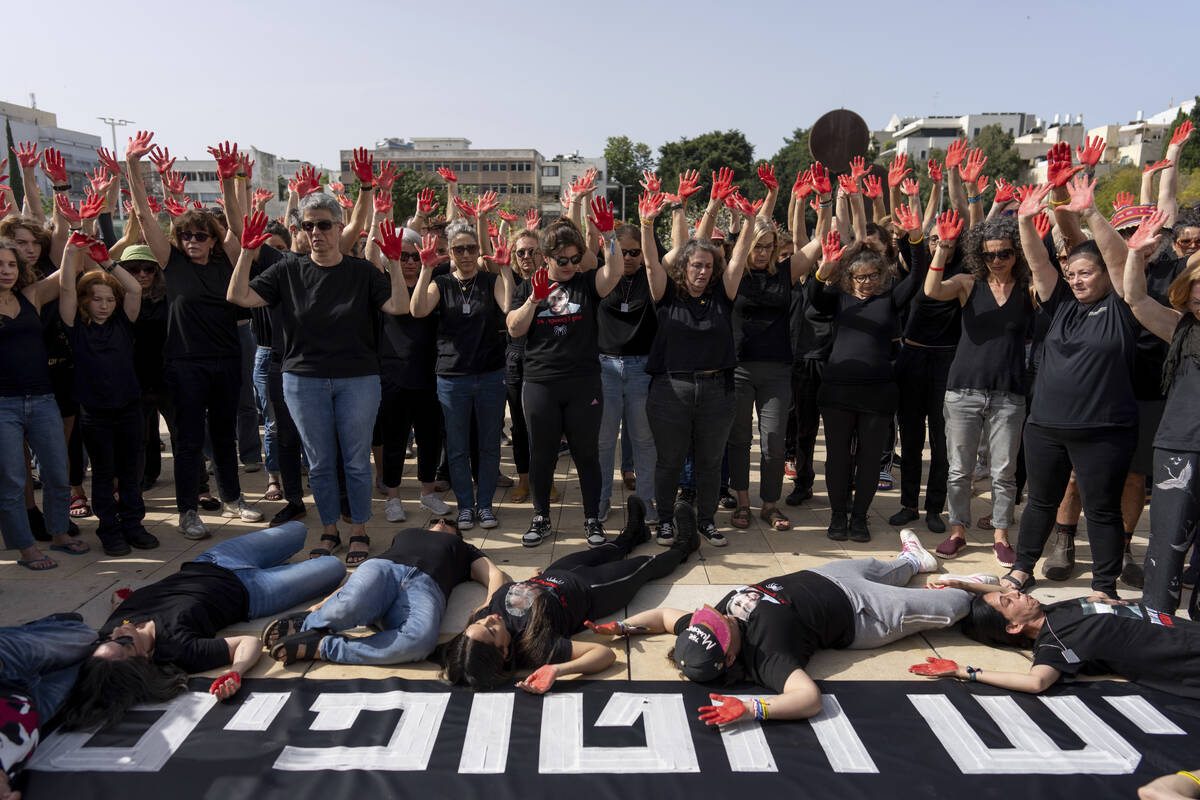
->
xmin=346 ymin=535 xmax=370 ymax=567
xmin=268 ymin=628 xmax=332 ymax=665
xmin=261 ymin=612 xmax=311 ymax=649
xmin=1001 ymin=570 xmax=1036 ymax=592
xmin=309 ymin=533 xmax=342 ymax=559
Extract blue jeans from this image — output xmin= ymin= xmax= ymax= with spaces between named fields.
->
xmin=436 ymin=369 xmax=505 ymax=512
xmin=598 ymin=355 xmax=656 ymax=513
xmin=304 ymin=559 xmax=445 ymax=665
xmin=194 ymin=522 xmax=346 ymax=619
xmin=252 ymin=345 xmax=278 ymax=474
xmin=283 ymin=373 xmax=382 ymax=525
xmin=0 ymin=614 xmax=96 ymax=721
xmin=0 ymin=394 xmax=69 ymax=550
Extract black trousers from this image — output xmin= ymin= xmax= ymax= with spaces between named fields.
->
xmin=823 ymin=405 xmax=892 ymax=517
xmin=523 ymin=374 xmax=604 ymax=518
xmin=1014 ymin=422 xmax=1136 ymax=595
xmin=138 ymin=386 xmax=174 ymax=484
xmin=896 ymin=345 xmax=953 ymax=513
xmin=166 ymin=357 xmax=243 ymax=512
xmin=787 ymin=358 xmax=824 ymax=491
xmin=380 ymin=384 xmax=443 ymax=487
xmin=266 ymin=358 xmax=305 ymax=504
xmin=79 ymin=401 xmax=145 ymax=544
xmin=505 ymin=346 xmax=530 ymax=475
xmin=545 ymin=528 xmax=686 ymax=618
xmin=1143 ymin=447 xmax=1200 ymax=614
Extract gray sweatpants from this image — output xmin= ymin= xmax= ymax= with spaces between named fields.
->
xmin=810 ymin=557 xmax=972 ymax=649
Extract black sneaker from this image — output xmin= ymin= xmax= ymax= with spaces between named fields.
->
xmin=719 ymin=487 xmax=737 ymax=510
xmin=889 ymin=507 xmax=919 ymax=526
xmin=99 ymin=534 xmax=132 ymax=557
xmin=620 ymin=496 xmax=650 ymax=547
xmin=270 ymin=501 xmax=307 ymax=526
xmin=698 ymin=521 xmax=727 ymax=548
xmin=925 ymin=513 xmax=946 ymax=534
xmin=585 ymin=518 xmax=608 ymax=548
xmin=849 ymin=515 xmax=872 ymax=543
xmin=523 ymin=514 xmax=552 ymax=547
xmin=124 ymin=527 xmax=160 ymax=550
xmin=677 ymin=487 xmax=696 ymax=506
xmin=27 ymin=506 xmax=51 ymax=542
xmin=656 ymin=521 xmax=676 ymax=546
xmin=785 ymin=484 xmax=813 ymax=506
xmin=139 ymin=475 xmax=157 ymax=492
xmin=671 ymin=501 xmax=701 ymax=558
xmin=827 ymin=511 xmax=849 ymax=541
xmin=1119 ymin=544 xmax=1144 ymax=589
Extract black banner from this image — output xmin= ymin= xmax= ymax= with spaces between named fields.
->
xmin=24 ymin=678 xmax=1200 ymax=799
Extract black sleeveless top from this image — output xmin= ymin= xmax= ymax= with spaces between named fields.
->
xmin=0 ymin=292 xmax=53 ymax=397
xmin=946 ymin=281 xmax=1034 ymax=394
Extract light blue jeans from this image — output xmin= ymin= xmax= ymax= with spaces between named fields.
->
xmin=598 ymin=354 xmax=656 ymax=515
xmin=436 ymin=369 xmax=506 ymax=512
xmin=0 ymin=613 xmax=97 ymax=721
xmin=944 ymin=388 xmax=1026 ymax=529
xmin=194 ymin=522 xmax=346 ymax=619
xmin=0 ymin=394 xmax=69 ymax=550
xmin=252 ymin=345 xmax=278 ymax=474
xmin=304 ymin=559 xmax=446 ymax=665
xmin=283 ymin=373 xmax=382 ymax=525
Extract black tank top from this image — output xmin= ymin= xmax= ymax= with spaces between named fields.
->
xmin=0 ymin=292 xmax=53 ymax=397
xmin=946 ymin=281 xmax=1033 ymax=394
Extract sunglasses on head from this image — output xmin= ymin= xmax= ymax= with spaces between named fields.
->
xmin=621 ymin=248 xmax=641 ymax=258
xmin=982 ymin=248 xmax=1015 ymax=262
xmin=301 ymin=220 xmax=336 ymax=233
xmin=451 ymin=244 xmax=479 ymax=256
xmin=553 ymin=253 xmax=583 ymax=267
xmin=179 ymin=231 xmax=210 ymax=243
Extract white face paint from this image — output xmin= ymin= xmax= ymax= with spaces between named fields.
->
xmin=504 ymin=583 xmax=540 ymax=619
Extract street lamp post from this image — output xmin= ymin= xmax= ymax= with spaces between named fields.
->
xmin=97 ymin=116 xmax=132 ymax=220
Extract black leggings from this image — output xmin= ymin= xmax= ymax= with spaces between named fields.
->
xmin=505 ymin=345 xmax=530 ymax=474
xmin=822 ymin=405 xmax=892 ymax=517
xmin=380 ymin=384 xmax=443 ymax=486
xmin=80 ymin=401 xmax=145 ymax=545
xmin=523 ymin=374 xmax=603 ymax=518
xmin=138 ymin=387 xmax=176 ymax=484
xmin=266 ymin=360 xmax=305 ymax=504
xmin=786 ymin=358 xmax=824 ymax=491
xmin=545 ymin=528 xmax=686 ymax=618
xmin=1014 ymin=422 xmax=1136 ymax=595
xmin=1143 ymin=447 xmax=1200 ymax=614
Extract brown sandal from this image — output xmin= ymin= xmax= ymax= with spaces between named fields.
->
xmin=731 ymin=506 xmax=752 ymax=529
xmin=761 ymin=507 xmax=791 ymax=531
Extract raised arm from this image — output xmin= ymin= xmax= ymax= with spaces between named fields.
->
xmin=589 ymin=197 xmax=623 ymax=297
xmin=341 ymin=148 xmax=376 ymax=251
xmin=1045 ymin=142 xmax=1086 ymax=250
xmin=1062 ymin=173 xmax=1128 ymax=292
xmin=924 ymin=210 xmax=971 ymax=303
xmin=1158 ymin=121 xmax=1193 ymax=228
xmin=722 ymin=195 xmax=758 ymax=299
xmin=375 ymin=221 xmax=413 ymax=316
xmin=697 ymin=167 xmax=735 ymax=243
xmin=515 ymin=639 xmax=616 ymax=694
xmin=225 ymin=212 xmax=271 ymax=308
xmin=839 ymin=174 xmax=868 ymax=242
xmin=944 ymin=140 xmax=969 ymax=220
xmin=58 ymin=235 xmax=82 ymax=326
xmin=756 ymin=163 xmax=780 ymax=220
xmin=1123 ymin=212 xmax=1182 ymax=342
xmin=1018 ymin=183 xmax=1058 ymax=302
xmin=207 ymin=141 xmax=246 ymax=264
xmin=408 ymin=234 xmax=442 ymax=318
xmin=922 ymin=160 xmax=944 ymax=231
xmin=486 ymin=234 xmax=514 ymax=311
xmin=12 ymin=142 xmax=45 ymax=224
xmin=123 ymin=131 xmax=170 ymax=266
xmin=959 ymin=148 xmax=988 ymax=228
xmin=639 ymin=192 xmax=669 ymax=301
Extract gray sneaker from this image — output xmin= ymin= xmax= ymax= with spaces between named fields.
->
xmin=1041 ymin=529 xmax=1075 ymax=581
xmin=222 ymin=496 xmax=264 ymax=522
xmin=178 ymin=509 xmax=210 ymax=540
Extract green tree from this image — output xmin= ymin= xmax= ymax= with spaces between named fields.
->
xmin=1161 ymin=97 xmax=1200 ymax=171
xmin=972 ymin=124 xmax=1022 ymax=182
xmin=657 ymin=130 xmax=755 ymax=201
xmin=603 ymin=135 xmax=655 ymax=195
xmin=5 ymin=121 xmax=24 ymax=209
xmin=768 ymin=127 xmax=813 ymax=225
xmin=1094 ymin=165 xmax=1142 ymax=215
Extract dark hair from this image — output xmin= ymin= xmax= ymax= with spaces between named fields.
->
xmin=1175 ymin=209 xmax=1200 ymax=233
xmin=862 ymin=222 xmax=897 ymax=263
xmin=0 ymin=237 xmax=36 ymax=292
xmin=958 ymin=594 xmax=1036 ymax=650
xmin=670 ymin=238 xmax=726 ymax=296
xmin=265 ymin=221 xmax=291 ymax=249
xmin=58 ymin=655 xmax=189 ymax=731
xmin=831 ymin=242 xmax=894 ymax=294
xmin=1066 ymin=239 xmax=1103 ymax=266
xmin=440 ymin=589 xmax=561 ymax=690
xmin=168 ymin=209 xmax=226 ymax=254
xmin=539 ymin=217 xmax=586 ymax=257
xmin=614 ymin=223 xmax=639 ymax=241
xmin=964 ymin=217 xmax=1030 ymax=285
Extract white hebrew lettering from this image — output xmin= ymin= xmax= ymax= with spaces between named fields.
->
xmin=539 ymin=692 xmax=699 ymax=773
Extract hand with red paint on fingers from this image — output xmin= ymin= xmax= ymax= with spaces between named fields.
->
xmin=485 ymin=235 xmax=511 ymax=266
xmin=525 ymin=209 xmax=541 ymax=230
xmin=88 ymin=167 xmax=116 ymax=195
xmin=0 ymin=193 xmax=11 ymax=218
xmin=252 ymin=188 xmax=275 ymax=206
xmin=1061 ymin=173 xmax=1097 ymax=213
xmin=377 ymin=161 xmax=399 ymax=192
xmin=126 ymin=130 xmax=155 ymax=162
xmin=95 ymin=146 xmax=121 ymax=176
xmin=207 ymin=141 xmax=240 ymax=180
xmin=351 ymin=147 xmax=374 ymax=184
xmin=1045 ymin=142 xmax=1081 ymax=188
xmin=373 ymin=191 xmax=392 ymax=215
xmin=165 ymin=171 xmax=188 ymax=195
xmin=329 ymin=181 xmax=345 ymax=195
xmin=935 ymin=209 xmax=963 ymax=242
xmin=1169 ymin=120 xmax=1193 ymax=148
xmin=336 ymin=194 xmax=354 ymax=210
xmin=1076 ymin=136 xmax=1106 ymax=168
xmin=1017 ymin=183 xmax=1052 ymax=218
xmin=698 ymin=694 xmax=747 ymax=726
xmin=677 ymin=169 xmax=702 ymax=203
xmin=994 ymin=179 xmax=1018 ymax=204
xmin=945 ymin=139 xmax=968 ymax=170
xmin=1127 ymin=209 xmax=1169 ymax=254
xmin=583 ymin=620 xmax=648 ymax=636
xmin=516 ymin=664 xmax=558 ymax=694
xmin=837 ymin=174 xmax=859 ymax=195
xmin=238 ymin=153 xmax=255 ymax=181
xmin=41 ymin=147 xmax=68 ymax=184
xmin=927 ymin=158 xmax=943 ymax=182
xmin=164 ymin=198 xmax=187 ymax=217
xmin=1032 ymin=211 xmax=1052 ymax=239
xmin=487 ymin=221 xmax=499 ymax=239
xmin=452 ymin=196 xmax=477 ymax=219
xmin=436 ymin=166 xmax=457 ymax=184
xmin=241 ymin=211 xmax=272 ymax=250
xmin=908 ymin=657 xmax=958 ymax=677
xmin=976 ymin=175 xmax=990 ymax=195
xmin=589 ymin=197 xmax=615 ymax=232
xmin=959 ymin=148 xmax=987 ymax=184
xmin=418 ymin=233 xmax=440 ymax=267
xmin=210 ymin=671 xmax=242 ymax=700
xmin=69 ymin=231 xmax=111 ymax=264
xmin=862 ymin=174 xmax=883 ymax=199
xmin=56 ymin=195 xmax=82 ymax=227
xmin=710 ymin=166 xmax=737 ymax=201
xmin=893 ymin=204 xmax=920 ymax=234
xmin=498 ymin=210 xmax=518 ymax=222
xmin=1143 ymin=158 xmax=1171 ymax=174
xmin=887 ymin=154 xmax=911 ymax=188
xmin=376 ymin=220 xmax=406 ymax=260
xmin=1111 ymin=191 xmax=1137 ymax=211
xmin=810 ymin=162 xmax=832 ymax=196
xmin=849 ymin=155 xmax=869 ymax=182
xmin=476 ymin=190 xmax=500 ymax=217
xmin=757 ymin=163 xmax=778 ymax=191
xmin=13 ymin=141 xmax=40 ymax=168
xmin=294 ymin=166 xmax=322 ymax=198
xmin=80 ymin=192 xmax=106 ymax=219
xmin=149 ymin=145 xmax=175 ymax=175
xmin=531 ymin=267 xmax=553 ymax=301
xmin=639 ymin=170 xmax=661 ymax=193
xmin=416 ymin=188 xmax=439 ymax=216
xmin=192 ymin=200 xmax=204 ymax=211
xmin=900 ymin=178 xmax=919 ymax=197
xmin=149 ymin=196 xmax=164 ymax=214
xmin=793 ymin=168 xmax=814 ymax=199
xmin=821 ymin=230 xmax=844 ymax=264
xmin=638 ymin=191 xmax=666 ymax=222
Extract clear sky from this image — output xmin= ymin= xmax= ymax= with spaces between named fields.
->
xmin=6 ymin=0 xmax=1196 ymax=168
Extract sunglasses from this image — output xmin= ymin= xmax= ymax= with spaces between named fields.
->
xmin=553 ymin=253 xmax=583 ymax=267
xmin=179 ymin=231 xmax=210 ymax=243
xmin=398 ymin=252 xmax=420 ymax=263
xmin=1176 ymin=238 xmax=1200 ymax=248
xmin=515 ymin=248 xmax=537 ymax=258
xmin=982 ymin=248 xmax=1015 ymax=262
xmin=852 ymin=272 xmax=882 ymax=283
xmin=452 ymin=244 xmax=479 ymax=256
xmin=123 ymin=264 xmax=157 ymax=275
xmin=621 ymin=248 xmax=642 ymax=258
xmin=102 ymin=634 xmax=134 ymax=647
xmin=301 ymin=220 xmax=336 ymax=233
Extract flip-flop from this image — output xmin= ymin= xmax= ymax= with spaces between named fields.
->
xmin=18 ymin=557 xmax=57 ymax=571
xmin=49 ymin=540 xmax=91 ymax=555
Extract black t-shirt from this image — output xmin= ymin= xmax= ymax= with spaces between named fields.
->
xmin=903 ymin=248 xmax=965 ymax=347
xmin=790 ymin=277 xmax=835 ymax=361
xmin=1155 ymin=317 xmax=1200 ymax=450
xmin=432 ymin=271 xmax=506 ymax=376
xmin=0 ymin=292 xmax=53 ymax=397
xmin=946 ymin=281 xmax=1035 ymax=394
xmin=68 ymin=308 xmax=140 ymax=409
xmin=133 ymin=296 xmax=168 ymax=391
xmin=100 ymin=561 xmax=249 ymax=673
xmin=379 ymin=305 xmax=440 ymax=391
xmin=597 ymin=270 xmax=657 ymax=356
xmin=672 ymin=571 xmax=855 ymax=693
xmin=1134 ymin=254 xmax=1189 ymax=400
xmin=473 ymin=570 xmax=591 ymax=667
xmin=374 ymin=528 xmax=486 ymax=601
xmin=1032 ymin=598 xmax=1200 ymax=699
xmin=733 ymin=263 xmax=793 ymax=363
xmin=250 ymin=253 xmax=390 ymax=378
xmin=511 ymin=270 xmax=601 ymax=381
xmin=163 ymin=246 xmax=241 ymax=360
xmin=646 ymin=287 xmax=736 ymax=374
xmin=1030 ymin=280 xmax=1139 ymax=428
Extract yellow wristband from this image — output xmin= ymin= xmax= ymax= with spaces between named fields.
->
xmin=908 ymin=234 xmax=924 ymax=245
xmin=813 ymin=270 xmax=827 ymax=283
xmin=1048 ymin=197 xmax=1069 ymax=207
xmin=1178 ymin=772 xmax=1200 ymax=789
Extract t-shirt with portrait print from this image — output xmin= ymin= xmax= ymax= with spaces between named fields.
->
xmin=511 ymin=269 xmax=601 ymax=382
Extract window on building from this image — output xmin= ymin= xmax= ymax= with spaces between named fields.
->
xmin=921 ymin=150 xmax=926 ymax=160
xmin=1008 ymin=128 xmax=1014 ymax=135
xmin=973 ymin=128 xmax=980 ymax=137
xmin=542 ymin=165 xmax=559 ymax=177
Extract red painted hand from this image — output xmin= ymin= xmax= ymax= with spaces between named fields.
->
xmin=149 ymin=196 xmax=164 ymax=213
xmin=55 ymin=195 xmax=81 ymax=226
xmin=13 ymin=141 xmax=40 ymax=168
xmin=887 ymin=154 xmax=911 ymax=188
xmin=165 ymin=171 xmax=188 ymax=195
xmin=374 ymin=192 xmax=393 ymax=214
xmin=697 ymin=694 xmax=747 ymax=726
xmin=95 ymin=147 xmax=121 ymax=176
xmin=164 ymin=198 xmax=187 ymax=217
xmin=908 ymin=657 xmax=958 ymax=677
xmin=418 ymin=233 xmax=440 ymax=267
xmin=1032 ymin=210 xmax=1052 ymax=239
xmin=862 ymin=174 xmax=883 ymax=199
xmin=377 ymin=220 xmax=405 ymax=260
xmin=1143 ymin=158 xmax=1171 ymax=174
xmin=821 ymin=230 xmax=844 ymax=263
xmin=437 ymin=166 xmax=457 ymax=183
xmin=337 ymin=194 xmax=354 ymax=209
xmin=376 ymin=160 xmax=398 ymax=191
xmin=959 ymin=148 xmax=988 ymax=183
xmin=209 ymin=671 xmax=242 ymax=699
xmin=417 ymin=188 xmax=439 ymax=215
xmin=453 ymin=196 xmax=478 ymax=219
xmin=41 ymin=148 xmax=68 ymax=183
xmin=1061 ymin=173 xmax=1097 ymax=213
xmin=793 ymin=168 xmax=814 ymax=198
xmin=976 ymin=175 xmax=989 ymax=194
xmin=935 ymin=209 xmax=963 ymax=242
xmin=640 ymin=170 xmax=661 ymax=193
xmin=944 ymin=139 xmax=968 ymax=169
xmin=498 ymin=210 xmax=518 ymax=222
xmin=531 ymin=267 xmax=552 ymax=300
xmin=927 ymin=158 xmax=943 ymax=183
xmin=1127 ymin=209 xmax=1169 ymax=254
xmin=1076 ymin=136 xmax=1106 ymax=168
xmin=126 ymin=130 xmax=155 ymax=161
xmin=329 ymin=181 xmax=345 ymax=194
xmin=486 ymin=235 xmax=511 ymax=267
xmin=900 ymin=178 xmax=919 ymax=197
xmin=850 ymin=155 xmax=869 ymax=181
xmin=476 ymin=190 xmax=500 ymax=217
xmin=1017 ymin=183 xmax=1052 ymax=218
xmin=351 ymin=147 xmax=374 ymax=184
xmin=638 ymin=191 xmax=666 ymax=221
xmin=893 ymin=204 xmax=920 ymax=232
xmin=88 ymin=167 xmax=115 ymax=195
xmin=79 ymin=192 xmax=105 ymax=219
xmin=810 ymin=162 xmax=832 ymax=195
xmin=238 ymin=153 xmax=255 ymax=181
xmin=710 ymin=166 xmax=737 ymax=201
xmin=837 ymin=174 xmax=859 ymax=195
xmin=1170 ymin=120 xmax=1193 ymax=148
xmin=207 ymin=141 xmax=241 ymax=180
xmin=149 ymin=145 xmax=175 ymax=175
xmin=1046 ymin=142 xmax=1081 ymax=188
xmin=993 ymin=178 xmax=1018 ymax=204
xmin=589 ymin=197 xmax=615 ymax=232
xmin=1111 ymin=191 xmax=1137 ymax=211
xmin=525 ymin=209 xmax=541 ymax=230
xmin=516 ymin=664 xmax=558 ymax=694
xmin=677 ymin=169 xmax=702 ymax=202
xmin=756 ymin=162 xmax=778 ymax=191
xmin=241 ymin=211 xmax=272 ymax=249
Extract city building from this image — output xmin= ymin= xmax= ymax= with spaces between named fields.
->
xmin=538 ymin=153 xmax=610 ymax=219
xmin=877 ymin=111 xmax=1038 ymax=161
xmin=1 ymin=98 xmax=101 ymax=202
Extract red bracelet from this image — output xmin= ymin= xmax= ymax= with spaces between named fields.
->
xmin=929 ymin=267 xmax=945 ymax=272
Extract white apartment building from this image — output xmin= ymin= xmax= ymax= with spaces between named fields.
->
xmin=538 ymin=153 xmax=610 ymax=219
xmin=879 ymin=111 xmax=1038 ymax=161
xmin=0 ymin=99 xmax=101 ymax=202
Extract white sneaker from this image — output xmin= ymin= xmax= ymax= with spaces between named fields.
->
xmin=419 ymin=493 xmax=451 ymax=516
xmin=899 ymin=529 xmax=938 ymax=573
xmin=178 ymin=509 xmax=210 ymax=539
xmin=938 ymin=573 xmax=1000 ymax=585
xmin=385 ymin=497 xmax=406 ymax=523
xmin=222 ymin=496 xmax=264 ymax=522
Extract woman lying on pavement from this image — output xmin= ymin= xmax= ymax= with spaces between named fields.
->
xmin=591 ymin=530 xmax=977 ymax=724
xmin=58 ymin=523 xmax=345 ymax=731
xmin=908 ymin=577 xmax=1200 ymax=699
xmin=441 ymin=497 xmax=698 ymax=693
xmin=263 ymin=518 xmax=509 ymax=666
